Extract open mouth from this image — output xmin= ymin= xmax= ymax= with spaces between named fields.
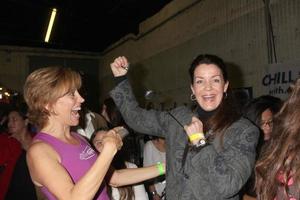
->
xmin=71 ymin=107 xmax=81 ymax=119
xmin=202 ymin=94 xmax=215 ymax=101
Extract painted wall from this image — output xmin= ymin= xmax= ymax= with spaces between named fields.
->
xmin=0 ymin=46 xmax=101 ymax=110
xmin=1 ymin=0 xmax=299 ymax=110
xmin=99 ymin=0 xmax=300 ymax=108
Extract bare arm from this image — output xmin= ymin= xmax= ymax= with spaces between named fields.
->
xmin=108 ymin=163 xmax=165 ymax=187
xmin=92 ymin=126 xmax=165 ymax=188
xmin=27 ymin=131 xmax=122 ymax=200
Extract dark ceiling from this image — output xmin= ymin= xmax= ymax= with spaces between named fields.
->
xmin=0 ymin=0 xmax=173 ymax=52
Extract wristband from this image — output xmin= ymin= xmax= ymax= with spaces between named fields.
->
xmin=189 ymin=132 xmax=205 ymax=142
xmin=156 ymin=162 xmax=165 ymax=176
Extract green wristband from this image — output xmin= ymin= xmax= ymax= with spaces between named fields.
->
xmin=156 ymin=162 xmax=165 ymax=175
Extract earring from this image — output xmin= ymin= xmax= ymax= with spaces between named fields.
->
xmin=190 ymin=94 xmax=196 ymax=101
xmin=223 ymin=92 xmax=228 ymax=99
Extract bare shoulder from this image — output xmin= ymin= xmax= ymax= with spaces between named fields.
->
xmin=27 ymin=140 xmax=59 ymax=161
xmin=27 ymin=140 xmax=61 ymax=186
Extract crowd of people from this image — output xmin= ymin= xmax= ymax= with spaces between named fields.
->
xmin=0 ymin=53 xmax=299 ymax=200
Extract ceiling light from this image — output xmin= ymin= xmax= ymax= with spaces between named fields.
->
xmin=45 ymin=8 xmax=57 ymax=43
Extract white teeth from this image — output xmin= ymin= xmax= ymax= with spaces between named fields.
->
xmin=202 ymin=95 xmax=215 ymax=102
xmin=71 ymin=110 xmax=80 ymax=119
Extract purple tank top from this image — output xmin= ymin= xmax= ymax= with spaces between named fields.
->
xmin=34 ymin=132 xmax=109 ymax=200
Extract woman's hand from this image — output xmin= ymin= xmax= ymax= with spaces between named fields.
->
xmin=184 ymin=116 xmax=204 ymax=145
xmin=110 ymin=56 xmax=130 ymax=77
xmin=94 ymin=128 xmax=123 ymax=153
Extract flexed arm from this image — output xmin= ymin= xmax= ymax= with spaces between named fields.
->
xmin=108 ymin=162 xmax=165 ymax=187
xmin=27 ymin=130 xmax=122 ymax=200
xmin=93 ymin=128 xmax=166 ymax=188
xmin=109 ymin=56 xmax=168 ymax=138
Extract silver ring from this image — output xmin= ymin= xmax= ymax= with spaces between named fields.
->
xmin=122 ymin=64 xmax=129 ymax=71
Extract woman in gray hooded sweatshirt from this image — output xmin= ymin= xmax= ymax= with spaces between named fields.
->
xmin=109 ymin=54 xmax=259 ymax=200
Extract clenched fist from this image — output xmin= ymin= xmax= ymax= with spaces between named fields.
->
xmin=110 ymin=56 xmax=130 ymax=77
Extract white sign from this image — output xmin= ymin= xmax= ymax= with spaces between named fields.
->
xmin=262 ymin=63 xmax=300 ymax=99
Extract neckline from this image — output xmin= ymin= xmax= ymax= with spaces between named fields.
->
xmin=37 ymin=132 xmax=82 ymax=147
xmin=196 ymin=106 xmax=216 ymax=121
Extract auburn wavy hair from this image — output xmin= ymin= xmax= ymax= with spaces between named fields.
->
xmin=24 ymin=66 xmax=81 ymax=129
xmin=255 ymin=78 xmax=300 ymax=200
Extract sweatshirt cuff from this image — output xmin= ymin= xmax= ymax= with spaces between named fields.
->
xmin=114 ymin=75 xmax=127 ymax=85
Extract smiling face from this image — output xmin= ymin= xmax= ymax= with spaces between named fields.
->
xmin=24 ymin=67 xmax=83 ymax=129
xmin=260 ymin=108 xmax=273 ymax=140
xmin=191 ymin=64 xmax=229 ymax=111
xmin=48 ymin=89 xmax=85 ymax=127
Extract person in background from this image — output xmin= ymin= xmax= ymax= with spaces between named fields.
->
xmin=0 ymin=133 xmax=23 ymax=199
xmin=74 ymin=84 xmax=108 ymax=140
xmin=1 ymin=104 xmax=38 ymax=200
xmin=99 ymin=97 xmax=149 ymax=199
xmin=243 ymin=95 xmax=282 ymax=142
xmin=143 ymin=136 xmax=166 ymax=200
xmin=255 ymin=78 xmax=300 ymax=200
xmin=101 ymin=97 xmax=125 ymax=129
xmin=241 ymin=95 xmax=282 ymax=199
xmin=92 ymin=127 xmax=149 ymax=200
xmin=24 ymin=66 xmax=165 ymax=200
xmin=75 ymin=104 xmax=108 ymax=140
xmin=6 ymin=103 xmax=46 ymax=200
xmin=109 ymin=55 xmax=259 ymax=200
xmin=5 ymin=147 xmax=38 ymax=200
xmin=7 ymin=103 xmax=34 ymax=150
xmin=101 ymin=97 xmax=140 ymax=165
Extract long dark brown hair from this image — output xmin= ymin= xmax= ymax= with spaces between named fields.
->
xmin=92 ymin=127 xmax=135 ymax=200
xmin=255 ymin=78 xmax=300 ymax=200
xmin=108 ymin=148 xmax=135 ymax=200
xmin=189 ymin=54 xmax=241 ymax=140
xmin=102 ymin=97 xmax=127 ymax=128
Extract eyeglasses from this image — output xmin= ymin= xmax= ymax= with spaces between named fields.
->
xmin=260 ymin=119 xmax=273 ymax=128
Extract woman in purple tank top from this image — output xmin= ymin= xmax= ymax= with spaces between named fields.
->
xmin=24 ymin=67 xmax=165 ymax=200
